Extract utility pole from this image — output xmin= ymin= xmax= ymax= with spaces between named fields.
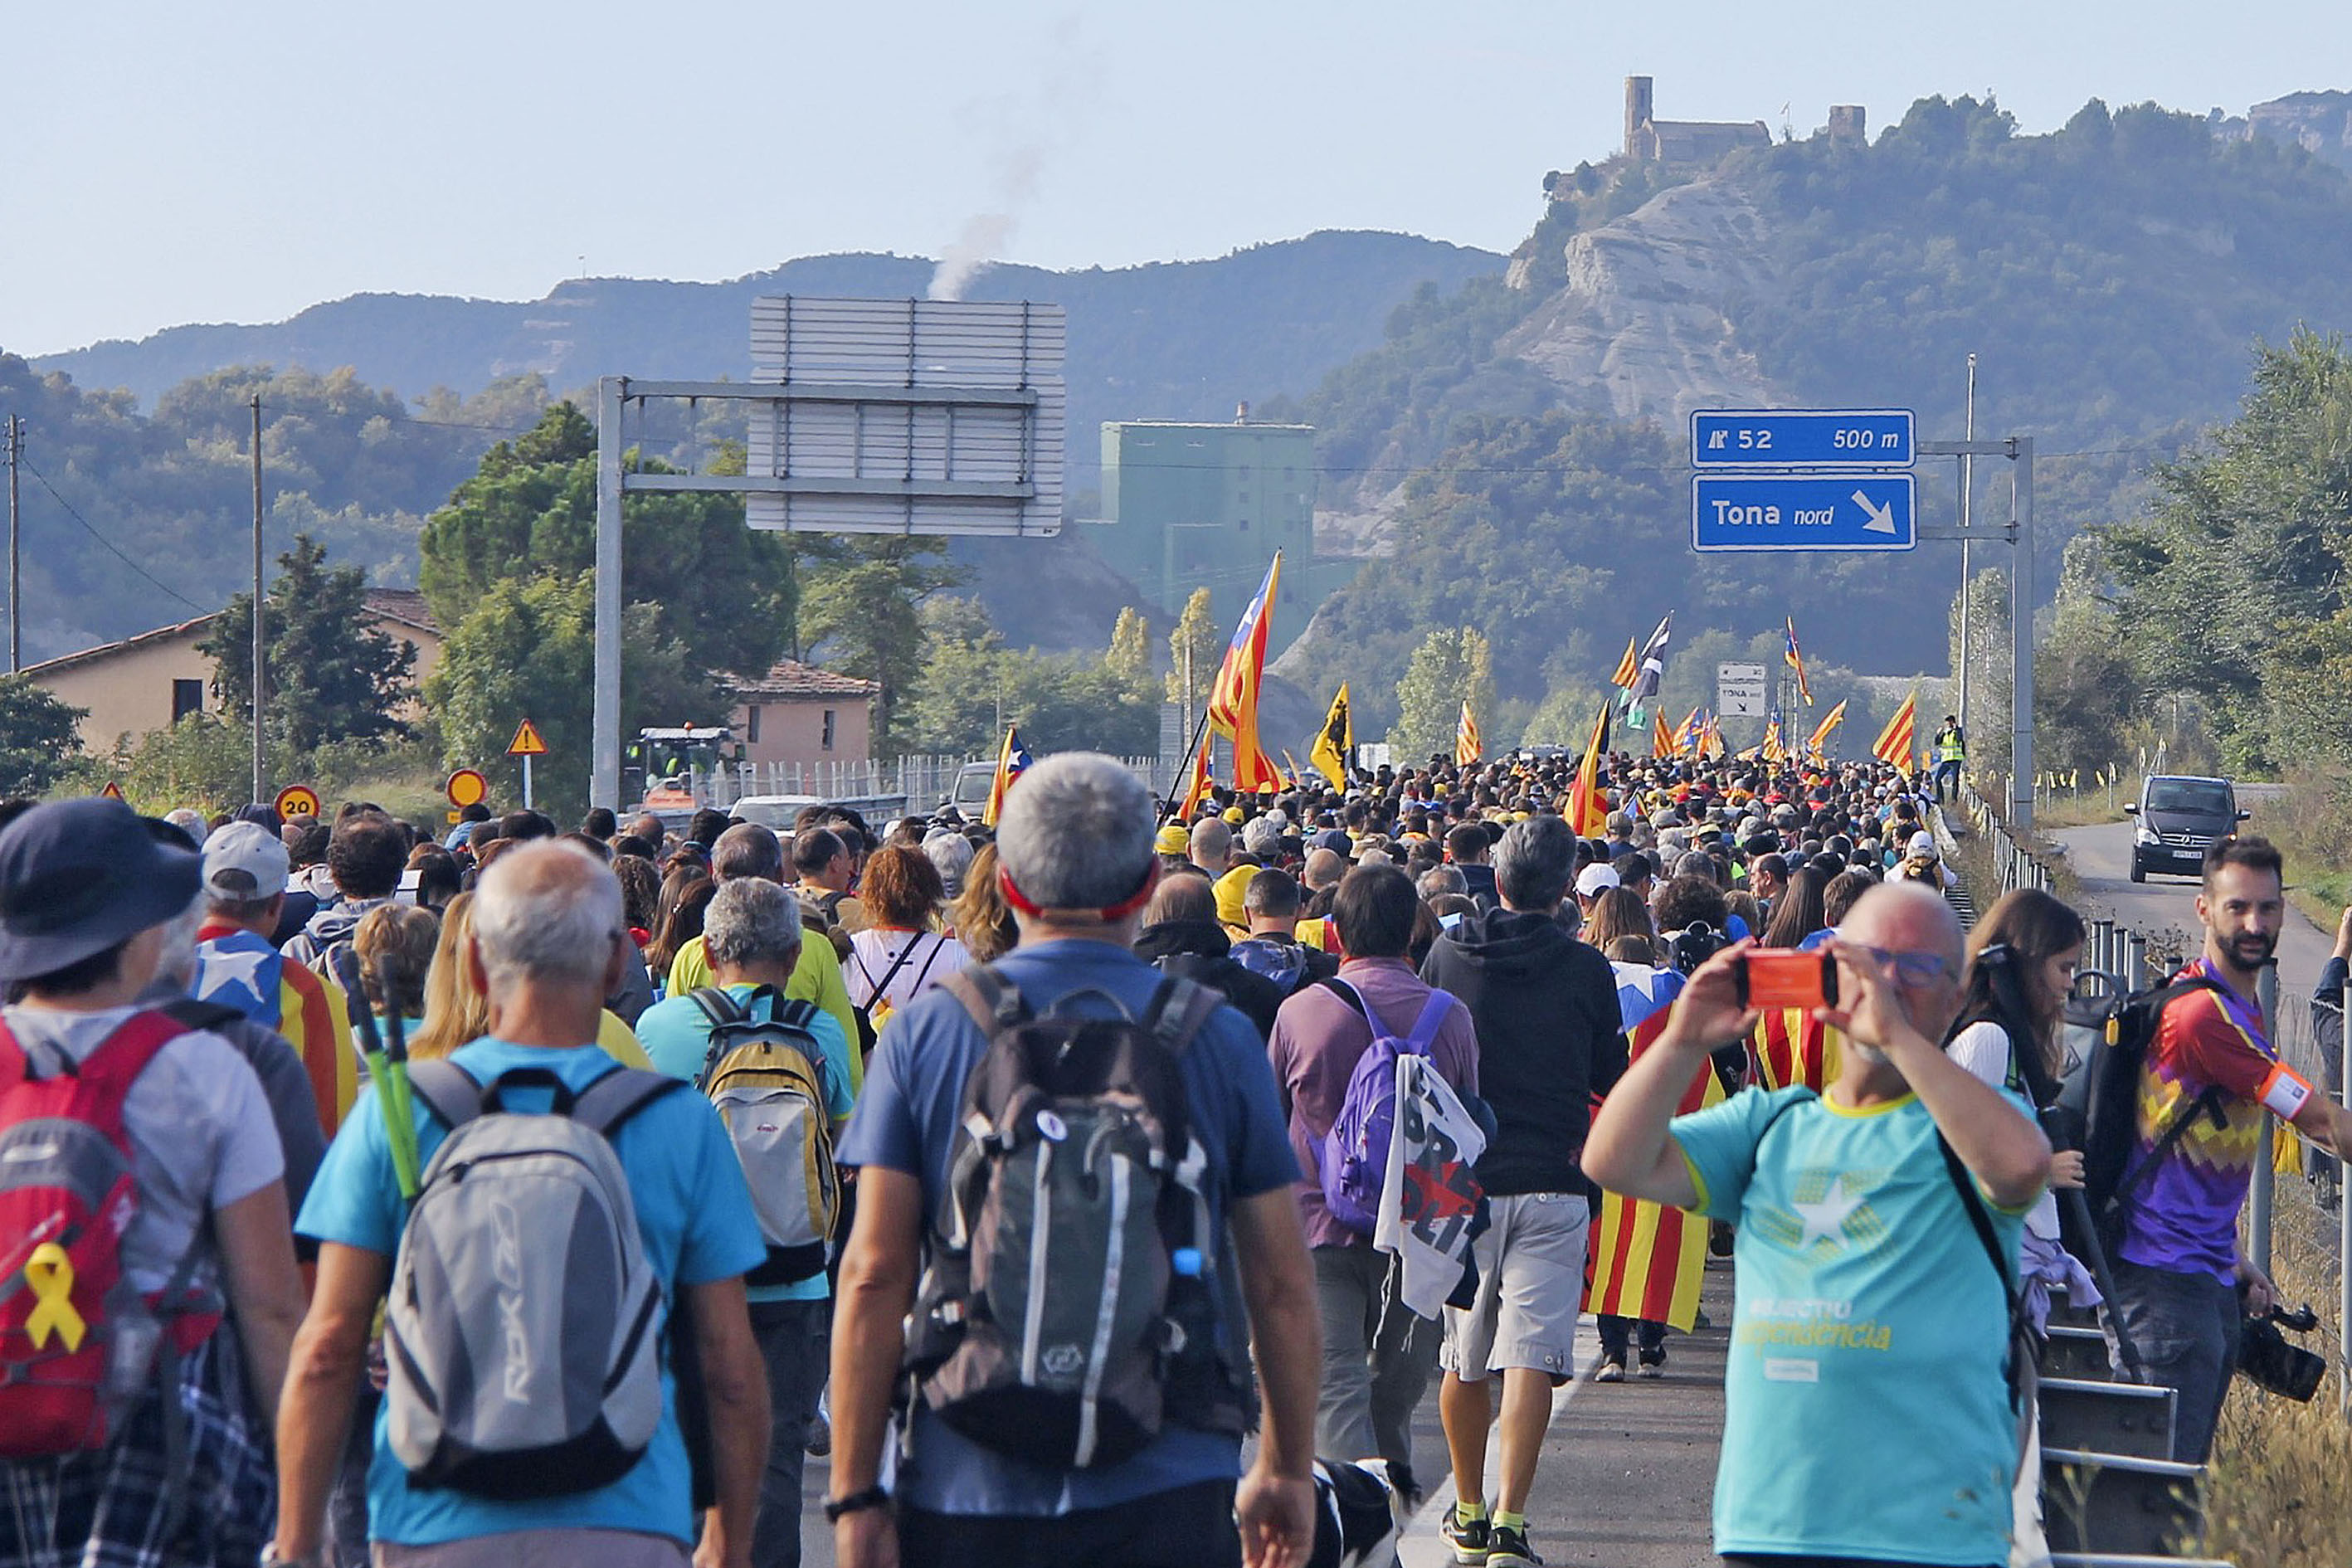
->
xmin=1957 ymin=353 xmax=1976 ymax=740
xmin=4 ymin=415 xmax=19 ymax=674
xmin=250 ymin=395 xmax=265 ymax=805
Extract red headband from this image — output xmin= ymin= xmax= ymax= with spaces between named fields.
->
xmin=998 ymin=859 xmax=1157 ymax=923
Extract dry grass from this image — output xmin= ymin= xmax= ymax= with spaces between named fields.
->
xmin=2201 ymin=1186 xmax=2352 ymax=1568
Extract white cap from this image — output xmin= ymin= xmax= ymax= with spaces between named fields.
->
xmin=1906 ymin=830 xmax=1937 ymax=858
xmin=202 ymin=821 xmax=290 ymax=900
xmin=1575 ymin=863 xmax=1621 ymax=898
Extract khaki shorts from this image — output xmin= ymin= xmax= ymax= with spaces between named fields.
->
xmin=1440 ymin=1190 xmax=1590 ymax=1383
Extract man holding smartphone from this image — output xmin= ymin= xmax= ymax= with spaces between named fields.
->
xmin=1584 ymin=883 xmax=2053 ymax=1568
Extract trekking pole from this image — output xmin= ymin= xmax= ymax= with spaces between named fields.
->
xmin=2062 ymin=1187 xmax=2145 ymax=1382
xmin=333 ymin=947 xmax=421 ymax=1199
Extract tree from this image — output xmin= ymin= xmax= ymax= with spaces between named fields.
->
xmin=1107 ymin=607 xmax=1157 ymax=706
xmin=416 ymin=402 xmax=796 ymax=683
xmin=1390 ymin=626 xmax=1493 ymax=762
xmin=790 ymin=537 xmax=962 ymax=747
xmin=1165 ymin=588 xmax=1221 ymax=725
xmin=427 ymin=574 xmax=721 ymax=821
xmin=0 ymin=676 xmax=85 ymax=795
xmin=202 ymin=534 xmax=417 ymax=754
xmin=895 ymin=597 xmax=1160 ymax=759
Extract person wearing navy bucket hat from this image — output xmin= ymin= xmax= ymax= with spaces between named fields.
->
xmin=0 ymin=796 xmax=307 ymax=1568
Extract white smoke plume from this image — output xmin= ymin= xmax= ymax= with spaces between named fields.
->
xmin=927 ymin=17 xmax=1095 ymax=302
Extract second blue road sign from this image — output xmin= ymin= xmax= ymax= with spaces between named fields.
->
xmin=1691 ymin=474 xmax=1916 ymax=552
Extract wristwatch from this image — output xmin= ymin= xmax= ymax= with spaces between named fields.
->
xmin=824 ymin=1483 xmax=891 ymax=1522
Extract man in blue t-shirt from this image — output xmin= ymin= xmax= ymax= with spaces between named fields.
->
xmin=272 ymin=842 xmax=773 ymax=1568
xmin=638 ymin=877 xmax=857 ymax=1568
xmin=1586 ymin=883 xmax=2052 ymax=1568
xmin=828 ymin=753 xmax=1322 ymax=1568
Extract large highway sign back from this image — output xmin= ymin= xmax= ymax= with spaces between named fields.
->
xmin=1691 ymin=409 xmax=1914 ymax=470
xmin=1692 ymin=474 xmax=1916 ymax=552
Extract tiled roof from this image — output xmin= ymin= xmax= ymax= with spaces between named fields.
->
xmin=22 ymin=586 xmax=439 ymax=678
xmin=727 ymin=660 xmax=881 ymax=700
xmin=364 ymin=588 xmax=439 ymax=635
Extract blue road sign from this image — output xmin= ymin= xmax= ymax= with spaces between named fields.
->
xmin=1692 ymin=474 xmax=1916 ymax=552
xmin=1691 ymin=408 xmax=1914 ymax=470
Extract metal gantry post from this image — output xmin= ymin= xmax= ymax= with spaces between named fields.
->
xmin=592 ymin=377 xmax=626 ymax=813
xmin=2009 ymin=436 xmax=2036 ymax=831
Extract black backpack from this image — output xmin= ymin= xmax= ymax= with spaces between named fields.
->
xmin=1663 ymin=921 xmax=1729 ymax=977
xmin=902 ymin=967 xmax=1254 ymax=1468
xmin=2052 ymin=971 xmax=2233 ymax=1258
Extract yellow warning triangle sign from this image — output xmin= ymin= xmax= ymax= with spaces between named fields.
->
xmin=506 ymin=718 xmax=548 ymax=757
xmin=100 ymin=782 xmax=124 ymax=801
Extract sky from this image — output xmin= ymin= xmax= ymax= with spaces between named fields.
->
xmin=7 ymin=0 xmax=2350 ymax=356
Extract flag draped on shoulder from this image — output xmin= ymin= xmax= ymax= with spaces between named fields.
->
xmin=1784 ymin=616 xmax=1813 ymax=706
xmin=981 ymin=725 xmax=1034 ymax=827
xmin=1566 ymin=699 xmax=1611 ymax=835
xmin=1805 ymin=699 xmax=1848 ymax=760
xmin=1872 ymin=690 xmax=1919 ymax=772
xmin=1455 ymin=701 xmax=1483 ymax=767
xmin=1206 ymin=551 xmax=1284 ymax=791
xmin=1309 ymin=684 xmax=1352 ymax=788
xmin=1584 ymin=965 xmax=1720 ymax=1332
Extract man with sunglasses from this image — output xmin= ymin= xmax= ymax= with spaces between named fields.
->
xmin=1585 ymin=883 xmax=2053 ymax=1568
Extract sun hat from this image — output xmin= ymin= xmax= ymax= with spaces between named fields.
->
xmin=1906 ymin=830 xmax=1938 ymax=858
xmin=202 ymin=820 xmax=290 ymax=900
xmin=1154 ymin=823 xmax=1191 ymax=856
xmin=0 ymin=797 xmax=202 ymax=982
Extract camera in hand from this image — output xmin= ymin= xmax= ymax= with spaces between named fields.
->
xmin=1734 ymin=949 xmax=1838 ymax=1011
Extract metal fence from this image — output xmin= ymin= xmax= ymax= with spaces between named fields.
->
xmin=680 ymin=753 xmax=1175 ymax=810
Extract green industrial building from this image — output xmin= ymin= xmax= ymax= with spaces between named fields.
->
xmin=1088 ymin=419 xmax=1326 ymax=635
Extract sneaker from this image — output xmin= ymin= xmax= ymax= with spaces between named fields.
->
xmin=1593 ymin=1354 xmax=1626 ymax=1382
xmin=1488 ymin=1522 xmax=1543 ymax=1567
xmin=1440 ymin=1503 xmax=1491 ymax=1565
xmin=1638 ymin=1351 xmax=1665 ymax=1379
xmin=803 ymin=1415 xmax=831 ymax=1456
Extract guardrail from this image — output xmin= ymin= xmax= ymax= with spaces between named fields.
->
xmin=1956 ymin=782 xmax=2064 ymax=894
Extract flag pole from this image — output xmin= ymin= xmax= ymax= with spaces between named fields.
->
xmin=1164 ymin=704 xmax=1219 ymax=822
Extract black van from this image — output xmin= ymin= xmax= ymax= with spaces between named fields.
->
xmin=2126 ymin=775 xmax=2249 ymax=882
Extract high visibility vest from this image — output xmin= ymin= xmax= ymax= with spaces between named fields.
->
xmin=1936 ymin=730 xmax=1965 ymax=764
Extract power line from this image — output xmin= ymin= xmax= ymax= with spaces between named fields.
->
xmin=19 ymin=460 xmax=206 ymax=612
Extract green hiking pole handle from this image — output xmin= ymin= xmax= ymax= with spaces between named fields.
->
xmin=381 ymin=1007 xmax=419 ymax=1200
xmin=332 ymin=947 xmax=421 ymax=1200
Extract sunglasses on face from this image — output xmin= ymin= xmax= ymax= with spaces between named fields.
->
xmin=1854 ymin=946 xmax=1955 ymax=987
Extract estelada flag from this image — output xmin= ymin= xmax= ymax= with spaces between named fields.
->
xmin=1455 ymin=701 xmax=1483 ymax=767
xmin=1872 ymin=690 xmax=1919 ymax=772
xmin=1584 ymin=965 xmax=1722 ymax=1332
xmin=981 ymin=725 xmax=1034 ymax=827
xmin=1566 ymin=699 xmax=1610 ymax=835
xmin=1609 ymin=635 xmax=1639 ymax=689
xmin=1206 ymin=552 xmax=1283 ymax=791
xmin=1652 ymin=709 xmax=1676 ymax=759
xmin=1805 ymin=699 xmax=1848 ymax=759
xmin=1760 ymin=713 xmax=1786 ymax=764
xmin=1670 ymin=706 xmax=1702 ymax=757
xmin=1750 ymin=1004 xmax=1841 ymax=1093
xmin=1784 ymin=616 xmax=1814 ymax=706
xmin=1309 ymin=684 xmax=1351 ymax=789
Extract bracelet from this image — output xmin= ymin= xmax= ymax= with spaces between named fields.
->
xmin=824 ymin=1483 xmax=891 ymax=1522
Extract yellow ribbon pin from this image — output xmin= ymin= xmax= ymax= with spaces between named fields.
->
xmin=22 ymin=1244 xmax=85 ymax=1352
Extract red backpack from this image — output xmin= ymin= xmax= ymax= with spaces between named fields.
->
xmin=0 ymin=1010 xmax=212 ymax=1457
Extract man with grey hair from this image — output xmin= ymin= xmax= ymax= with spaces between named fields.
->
xmin=636 ymin=879 xmax=856 ymax=1568
xmin=1421 ymin=814 xmax=1625 ymax=1567
xmin=277 ymin=841 xmax=777 ymax=1568
xmin=1585 ymin=882 xmax=2052 ymax=1568
xmin=830 ymin=753 xmax=1322 ymax=1568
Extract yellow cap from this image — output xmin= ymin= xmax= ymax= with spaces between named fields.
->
xmin=1154 ymin=823 xmax=1191 ymax=855
xmin=1214 ymin=864 xmax=1256 ymax=928
xmin=1222 ymin=806 xmax=1245 ymax=824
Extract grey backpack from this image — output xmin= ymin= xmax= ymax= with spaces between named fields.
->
xmin=386 ymin=1063 xmax=681 ymax=1499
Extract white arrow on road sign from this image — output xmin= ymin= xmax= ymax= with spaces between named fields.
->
xmin=1854 ymin=489 xmax=1897 ymax=534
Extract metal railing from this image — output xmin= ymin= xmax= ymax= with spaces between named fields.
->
xmin=676 ymin=753 xmax=1176 ymax=810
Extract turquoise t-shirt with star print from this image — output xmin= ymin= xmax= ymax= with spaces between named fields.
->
xmin=1671 ymin=1084 xmax=2033 ymax=1567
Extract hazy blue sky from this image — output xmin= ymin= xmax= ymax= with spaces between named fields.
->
xmin=7 ymin=1 xmax=2349 ymax=356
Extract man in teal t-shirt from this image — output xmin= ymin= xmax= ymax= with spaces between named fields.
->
xmin=637 ymin=879 xmax=855 ymax=1568
xmin=1585 ymin=884 xmax=2052 ymax=1568
xmin=271 ymin=841 xmax=772 ymax=1568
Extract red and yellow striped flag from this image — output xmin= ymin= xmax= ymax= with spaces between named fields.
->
xmin=1805 ymin=699 xmax=1848 ymax=760
xmin=1609 ymin=635 xmax=1639 ymax=689
xmin=1652 ymin=708 xmax=1676 ymax=760
xmin=1205 ymin=553 xmax=1285 ymax=791
xmin=1585 ymin=979 xmax=1722 ymax=1331
xmin=1566 ymin=699 xmax=1611 ymax=835
xmin=1871 ymin=690 xmax=1919 ymax=772
xmin=1749 ymin=1006 xmax=1841 ymax=1093
xmin=1178 ymin=737 xmax=1213 ymax=818
xmin=1455 ymin=701 xmax=1483 ymax=767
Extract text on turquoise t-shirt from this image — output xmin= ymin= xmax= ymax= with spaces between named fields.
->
xmin=634 ymin=982 xmax=857 ymax=1305
xmin=1671 ymin=1085 xmax=2032 ymax=1566
xmin=295 ymin=1039 xmax=768 ymax=1548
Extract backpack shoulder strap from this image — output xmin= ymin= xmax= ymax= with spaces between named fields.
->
xmin=75 ymin=1010 xmax=195 ymax=1098
xmin=941 ymin=965 xmax=1028 ymax=1037
xmin=689 ymin=986 xmax=749 ymax=1030
xmin=1934 ymin=1132 xmax=2029 ymax=1412
xmin=1405 ymin=988 xmax=1457 ymax=1052
xmin=406 ymin=1059 xmax=485 ymax=1132
xmin=571 ymin=1066 xmax=688 ymax=1139
xmin=772 ymin=996 xmax=822 ymax=1032
xmin=158 ymin=997 xmax=247 ymax=1036
xmin=1316 ymin=975 xmax=1371 ymax=1025
xmin=1139 ymin=976 xmax=1222 ymax=1059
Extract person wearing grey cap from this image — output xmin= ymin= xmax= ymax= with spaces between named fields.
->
xmin=194 ymin=821 xmax=359 ymax=1146
xmin=0 ymin=798 xmax=306 ymax=1568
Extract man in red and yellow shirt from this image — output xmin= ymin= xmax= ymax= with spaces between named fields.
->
xmin=192 ymin=822 xmax=357 ymax=1142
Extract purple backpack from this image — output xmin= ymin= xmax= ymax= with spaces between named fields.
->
xmin=1318 ymin=981 xmax=1457 ymax=1235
